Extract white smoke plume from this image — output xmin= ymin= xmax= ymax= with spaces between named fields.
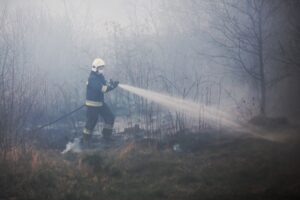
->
xmin=61 ymin=137 xmax=82 ymax=154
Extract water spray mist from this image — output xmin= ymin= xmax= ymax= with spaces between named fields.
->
xmin=119 ymin=84 xmax=286 ymax=142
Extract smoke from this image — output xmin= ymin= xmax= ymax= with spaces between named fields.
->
xmin=61 ymin=137 xmax=82 ymax=154
xmin=119 ymin=84 xmax=287 ymax=142
xmin=61 ymin=83 xmax=286 ymax=153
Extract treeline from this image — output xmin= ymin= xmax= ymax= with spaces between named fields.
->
xmin=0 ymin=0 xmax=300 ymax=156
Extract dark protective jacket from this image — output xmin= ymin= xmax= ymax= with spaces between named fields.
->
xmin=85 ymin=71 xmax=114 ymax=107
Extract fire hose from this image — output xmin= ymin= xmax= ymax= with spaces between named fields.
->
xmin=32 ymin=104 xmax=85 ymax=132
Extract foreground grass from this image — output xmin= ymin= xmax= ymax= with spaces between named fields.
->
xmin=1 ymin=132 xmax=300 ymax=200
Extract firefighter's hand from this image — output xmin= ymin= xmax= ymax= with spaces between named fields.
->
xmin=113 ymin=81 xmax=119 ymax=88
xmin=109 ymin=80 xmax=119 ymax=89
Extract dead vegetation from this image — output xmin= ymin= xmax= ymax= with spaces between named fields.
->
xmin=1 ymin=129 xmax=300 ymax=200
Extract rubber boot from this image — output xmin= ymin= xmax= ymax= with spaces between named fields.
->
xmin=81 ymin=128 xmax=92 ymax=148
xmin=102 ymin=128 xmax=113 ymax=142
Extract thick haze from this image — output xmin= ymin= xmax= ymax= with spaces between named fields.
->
xmin=1 ymin=2 xmax=300 ymax=198
xmin=1 ymin=0 xmax=299 ymax=130
xmin=4 ymin=0 xmax=132 ymax=24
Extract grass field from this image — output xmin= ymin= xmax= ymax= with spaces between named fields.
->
xmin=1 ymin=129 xmax=300 ymax=200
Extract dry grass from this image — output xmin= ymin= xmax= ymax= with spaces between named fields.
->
xmin=1 ymin=130 xmax=300 ymax=200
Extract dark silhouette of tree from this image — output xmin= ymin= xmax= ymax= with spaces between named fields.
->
xmin=209 ymin=0 xmax=282 ymax=116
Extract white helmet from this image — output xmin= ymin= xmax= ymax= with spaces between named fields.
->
xmin=92 ymin=58 xmax=105 ymax=72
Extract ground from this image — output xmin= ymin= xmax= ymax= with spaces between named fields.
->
xmin=1 ymin=127 xmax=300 ymax=200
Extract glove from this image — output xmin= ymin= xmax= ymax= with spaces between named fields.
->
xmin=109 ymin=79 xmax=119 ymax=89
xmin=113 ymin=80 xmax=119 ymax=88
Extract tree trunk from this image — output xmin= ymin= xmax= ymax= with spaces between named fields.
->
xmin=258 ymin=7 xmax=266 ymax=116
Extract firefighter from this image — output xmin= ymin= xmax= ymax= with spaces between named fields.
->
xmin=82 ymin=58 xmax=119 ymax=143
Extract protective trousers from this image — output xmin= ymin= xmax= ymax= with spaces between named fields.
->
xmin=83 ymin=103 xmax=115 ymax=139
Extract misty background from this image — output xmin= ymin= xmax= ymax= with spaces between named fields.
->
xmin=1 ymin=1 xmax=300 ymax=199
xmin=1 ymin=0 xmax=300 ymax=145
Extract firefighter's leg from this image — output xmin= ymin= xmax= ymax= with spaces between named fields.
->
xmin=83 ymin=106 xmax=100 ymax=141
xmin=99 ymin=103 xmax=115 ymax=139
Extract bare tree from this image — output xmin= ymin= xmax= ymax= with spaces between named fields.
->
xmin=208 ymin=0 xmax=284 ymax=116
xmin=0 ymin=6 xmax=44 ymax=160
xmin=275 ymin=0 xmax=300 ymax=73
